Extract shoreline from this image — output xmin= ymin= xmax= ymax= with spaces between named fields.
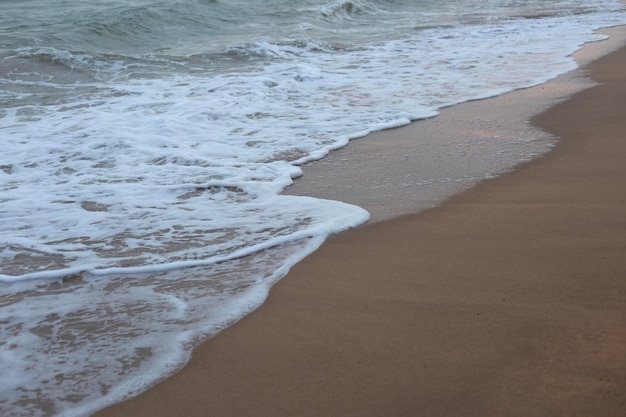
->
xmin=94 ymin=32 xmax=626 ymax=417
xmin=284 ymin=26 xmax=626 ymax=223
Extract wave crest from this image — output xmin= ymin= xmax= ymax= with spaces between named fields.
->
xmin=224 ymin=39 xmax=336 ymax=60
xmin=316 ymin=0 xmax=392 ymax=21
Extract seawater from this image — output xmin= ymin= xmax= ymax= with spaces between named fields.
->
xmin=1 ymin=1 xmax=625 ymax=416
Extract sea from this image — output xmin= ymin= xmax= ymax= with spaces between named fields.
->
xmin=1 ymin=1 xmax=625 ymax=416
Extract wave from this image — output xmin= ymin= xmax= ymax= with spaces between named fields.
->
xmin=87 ymin=7 xmax=163 ymax=37
xmin=10 ymin=48 xmax=119 ymax=79
xmin=0 ymin=193 xmax=369 ymax=284
xmin=1 ymin=1 xmax=247 ymax=56
xmin=223 ymin=39 xmax=338 ymax=61
xmin=315 ymin=0 xmax=399 ymax=22
xmin=317 ymin=0 xmax=372 ymax=20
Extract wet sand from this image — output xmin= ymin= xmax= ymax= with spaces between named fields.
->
xmin=95 ymin=38 xmax=626 ymax=417
xmin=282 ymin=28 xmax=625 ymax=222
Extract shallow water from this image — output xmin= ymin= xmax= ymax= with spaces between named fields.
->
xmin=1 ymin=1 xmax=626 ymax=416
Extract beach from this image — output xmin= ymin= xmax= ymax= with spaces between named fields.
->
xmin=93 ymin=30 xmax=626 ymax=417
xmin=5 ymin=3 xmax=626 ymax=416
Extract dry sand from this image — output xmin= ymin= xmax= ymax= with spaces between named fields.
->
xmin=95 ymin=39 xmax=626 ymax=417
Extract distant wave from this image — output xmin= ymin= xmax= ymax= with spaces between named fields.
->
xmin=316 ymin=0 xmax=393 ymax=21
xmin=224 ymin=39 xmax=338 ymax=60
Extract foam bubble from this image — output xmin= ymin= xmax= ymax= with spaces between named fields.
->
xmin=1 ymin=1 xmax=625 ymax=416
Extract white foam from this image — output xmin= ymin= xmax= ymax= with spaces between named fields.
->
xmin=0 ymin=236 xmax=329 ymax=417
xmin=1 ymin=1 xmax=626 ymax=416
xmin=4 ymin=11 xmax=624 ymax=283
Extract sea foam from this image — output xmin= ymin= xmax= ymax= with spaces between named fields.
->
xmin=1 ymin=1 xmax=626 ymax=416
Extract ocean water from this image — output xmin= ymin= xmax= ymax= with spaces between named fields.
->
xmin=1 ymin=1 xmax=625 ymax=416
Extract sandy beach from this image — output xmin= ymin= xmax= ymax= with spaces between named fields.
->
xmin=95 ymin=37 xmax=626 ymax=417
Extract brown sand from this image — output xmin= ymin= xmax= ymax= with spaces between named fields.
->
xmin=282 ymin=27 xmax=626 ymax=223
xmin=95 ymin=44 xmax=626 ymax=416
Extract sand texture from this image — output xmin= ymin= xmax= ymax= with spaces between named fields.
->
xmin=95 ymin=45 xmax=626 ymax=417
